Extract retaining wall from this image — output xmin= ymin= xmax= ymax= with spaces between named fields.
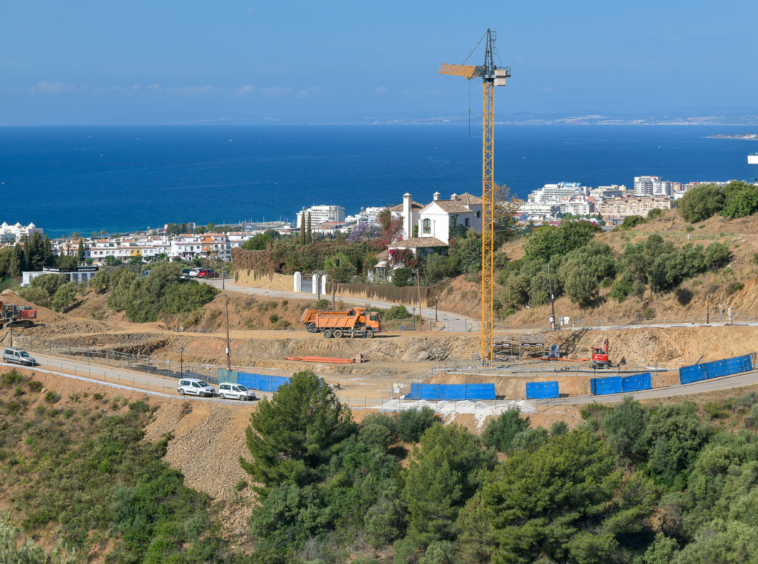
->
xmin=234 ymin=269 xmax=294 ymax=293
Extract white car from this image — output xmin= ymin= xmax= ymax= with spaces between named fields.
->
xmin=218 ymin=383 xmax=256 ymax=401
xmin=177 ymin=378 xmax=215 ymax=397
xmin=188 ymin=268 xmax=202 ymax=278
xmin=3 ymin=347 xmax=36 ymax=367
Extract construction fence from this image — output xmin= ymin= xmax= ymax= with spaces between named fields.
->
xmin=590 ymin=373 xmax=653 ymax=396
xmin=216 ymin=369 xmax=292 ymax=392
xmin=679 ymin=354 xmax=754 ymax=385
xmin=403 ymin=383 xmax=496 ymax=401
xmin=526 ymin=382 xmax=559 ymax=399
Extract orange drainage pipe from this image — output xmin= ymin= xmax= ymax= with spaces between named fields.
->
xmin=285 ymin=356 xmax=355 ymax=364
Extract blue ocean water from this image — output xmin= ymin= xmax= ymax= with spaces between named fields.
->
xmin=1 ymin=125 xmax=756 ymax=237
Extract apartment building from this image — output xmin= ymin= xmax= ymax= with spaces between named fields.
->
xmin=296 ymin=205 xmax=346 ymax=227
xmin=598 ymin=196 xmax=673 ymax=218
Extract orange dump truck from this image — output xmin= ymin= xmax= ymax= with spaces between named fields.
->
xmin=302 ymin=307 xmax=381 ymax=338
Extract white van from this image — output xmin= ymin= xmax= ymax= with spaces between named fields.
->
xmin=3 ymin=347 xmax=36 ymax=367
xmin=177 ymin=378 xmax=215 ymax=397
xmin=218 ymin=383 xmax=256 ymax=401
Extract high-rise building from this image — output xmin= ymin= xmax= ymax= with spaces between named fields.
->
xmin=296 ymin=205 xmax=346 ymax=228
xmin=634 ymin=176 xmax=662 ymax=196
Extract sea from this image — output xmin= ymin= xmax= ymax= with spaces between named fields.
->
xmin=1 ymin=125 xmax=756 ymax=237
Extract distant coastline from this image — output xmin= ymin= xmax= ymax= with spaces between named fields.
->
xmin=708 ymin=134 xmax=758 ymax=140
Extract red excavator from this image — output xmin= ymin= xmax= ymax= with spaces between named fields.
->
xmin=590 ymin=338 xmax=611 ymax=369
xmin=1 ymin=303 xmax=37 ymax=328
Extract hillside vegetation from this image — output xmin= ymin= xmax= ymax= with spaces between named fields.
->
xmin=235 ymin=371 xmax=758 ymax=564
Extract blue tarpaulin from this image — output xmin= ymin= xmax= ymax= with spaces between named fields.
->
xmin=680 ymin=354 xmax=753 ymax=385
xmin=526 ymin=382 xmax=559 ymax=399
xmin=590 ymin=377 xmax=622 ymax=396
xmin=404 ymin=383 xmax=496 ymax=401
xmin=237 ymin=373 xmax=291 ymax=392
xmin=465 ymin=384 xmax=496 ymax=400
xmin=621 ymin=373 xmax=652 ymax=392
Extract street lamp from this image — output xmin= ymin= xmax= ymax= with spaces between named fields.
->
xmin=435 ymin=294 xmax=438 ymax=322
xmin=412 ymin=307 xmax=416 ymax=331
xmin=180 ymin=347 xmax=184 ymax=377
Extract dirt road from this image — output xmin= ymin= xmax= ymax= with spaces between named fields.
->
xmin=203 ymin=279 xmax=480 ymax=332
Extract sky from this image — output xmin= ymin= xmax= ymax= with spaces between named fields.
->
xmin=1 ymin=0 xmax=757 ymax=125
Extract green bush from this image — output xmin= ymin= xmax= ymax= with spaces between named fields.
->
xmin=678 ymin=183 xmax=725 ymax=222
xmin=523 ymin=221 xmax=600 ymax=262
xmin=1 ymin=370 xmax=23 ymax=386
xmin=621 ymin=215 xmax=646 ymax=230
xmin=481 ymin=408 xmax=529 ymax=453
xmin=241 ymin=232 xmax=273 ymax=250
xmin=392 ymin=267 xmax=413 ymax=287
xmin=18 ymin=286 xmax=52 ymax=309
xmin=395 ymin=407 xmax=438 ymax=443
xmin=647 ymin=208 xmax=665 ymax=220
xmin=383 ymin=304 xmax=411 ymax=320
xmin=28 ymin=380 xmax=43 ymax=392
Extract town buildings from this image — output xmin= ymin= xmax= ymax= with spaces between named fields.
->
xmin=598 ymin=196 xmax=673 ymax=219
xmin=0 ymin=222 xmax=43 ymax=243
xmin=296 ymin=205 xmax=346 ymax=227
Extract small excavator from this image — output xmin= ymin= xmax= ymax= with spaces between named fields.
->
xmin=590 ymin=338 xmax=611 ymax=369
xmin=1 ymin=303 xmax=37 ymax=328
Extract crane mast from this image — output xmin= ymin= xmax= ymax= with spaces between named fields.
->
xmin=439 ymin=29 xmax=510 ymax=364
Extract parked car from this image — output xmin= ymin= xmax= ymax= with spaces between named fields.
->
xmin=3 ymin=347 xmax=37 ymax=367
xmin=197 ymin=270 xmax=219 ymax=278
xmin=177 ymin=378 xmax=215 ymax=397
xmin=181 ymin=269 xmax=191 ymax=279
xmin=217 ymin=383 xmax=256 ymax=401
xmin=188 ymin=268 xmax=203 ymax=278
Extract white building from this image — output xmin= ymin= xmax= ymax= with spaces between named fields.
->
xmin=590 ymin=185 xmax=628 ymax=200
xmin=417 ymin=192 xmax=481 ymax=244
xmin=634 ymin=176 xmax=662 ymax=196
xmin=0 ymin=222 xmax=43 ymax=241
xmin=296 ymin=205 xmax=345 ymax=228
xmin=345 ymin=206 xmax=387 ymax=224
xmin=652 ymin=181 xmax=673 ymax=196
xmin=527 ymin=183 xmax=586 ymax=203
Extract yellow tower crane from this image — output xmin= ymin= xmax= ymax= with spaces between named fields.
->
xmin=439 ymin=29 xmax=510 ymax=364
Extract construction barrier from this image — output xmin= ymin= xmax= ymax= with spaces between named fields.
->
xmin=404 ymin=383 xmax=496 ymax=401
xmin=590 ymin=373 xmax=652 ymax=395
xmin=621 ymin=373 xmax=652 ymax=392
xmin=526 ymin=382 xmax=559 ymax=399
xmin=679 ymin=354 xmax=753 ymax=385
xmin=237 ymin=373 xmax=292 ymax=392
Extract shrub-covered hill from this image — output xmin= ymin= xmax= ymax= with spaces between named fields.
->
xmin=238 ymin=370 xmax=758 ymax=564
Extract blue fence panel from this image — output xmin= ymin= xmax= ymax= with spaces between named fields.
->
xmin=704 ymin=360 xmax=727 ymax=379
xmin=526 ymin=382 xmax=559 ymax=399
xmin=621 ymin=373 xmax=652 ymax=392
xmin=406 ymin=384 xmax=437 ymax=400
xmin=726 ymin=357 xmax=747 ymax=375
xmin=236 ymin=373 xmax=290 ymax=392
xmin=269 ymin=376 xmax=291 ymax=392
xmin=465 ymin=384 xmax=497 ymax=400
xmin=591 ymin=376 xmax=623 ymax=396
xmin=438 ymin=385 xmax=466 ymax=401
xmin=679 ymin=364 xmax=706 ymax=384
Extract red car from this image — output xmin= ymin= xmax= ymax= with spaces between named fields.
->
xmin=196 ymin=269 xmax=219 ymax=278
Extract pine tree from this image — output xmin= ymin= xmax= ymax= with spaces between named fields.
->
xmin=77 ymin=238 xmax=85 ymax=263
xmin=306 ymin=212 xmax=312 ymax=244
xmin=240 ymin=371 xmax=354 ymax=495
xmin=299 ymin=210 xmax=306 ymax=245
xmin=43 ymin=234 xmax=54 ymax=266
xmin=10 ymin=244 xmax=24 ymax=276
xmin=23 ymin=235 xmax=31 ymax=270
xmin=29 ymin=232 xmax=44 ymax=270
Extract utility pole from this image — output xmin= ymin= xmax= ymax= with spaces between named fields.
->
xmin=706 ymin=294 xmax=710 ymax=324
xmin=180 ymin=347 xmax=184 ymax=377
xmin=548 ymin=264 xmax=556 ymax=330
xmin=224 ymin=294 xmax=232 ymax=370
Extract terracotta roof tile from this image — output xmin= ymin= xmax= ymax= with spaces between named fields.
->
xmin=390 ymin=237 xmax=448 ymax=249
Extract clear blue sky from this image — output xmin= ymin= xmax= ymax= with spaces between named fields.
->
xmin=1 ymin=0 xmax=756 ymax=124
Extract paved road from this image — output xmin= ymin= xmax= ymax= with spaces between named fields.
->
xmin=204 ymin=279 xmax=479 ymax=333
xmin=16 ymin=350 xmax=758 ymax=409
